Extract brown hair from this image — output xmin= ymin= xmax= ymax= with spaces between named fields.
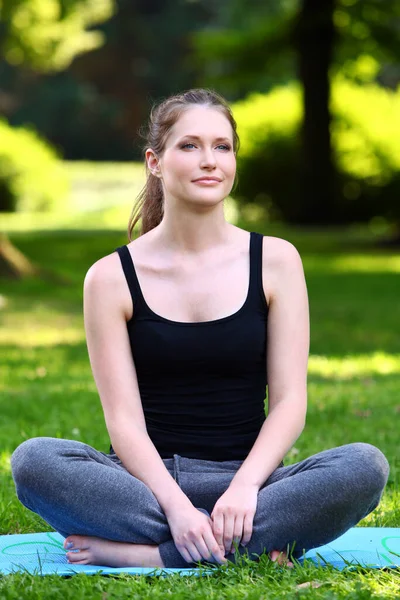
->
xmin=127 ymin=88 xmax=240 ymax=241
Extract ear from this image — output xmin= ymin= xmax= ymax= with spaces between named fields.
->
xmin=145 ymin=148 xmax=162 ymax=177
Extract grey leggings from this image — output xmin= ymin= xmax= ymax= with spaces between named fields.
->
xmin=11 ymin=438 xmax=389 ymax=568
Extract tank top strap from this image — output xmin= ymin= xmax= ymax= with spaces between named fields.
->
xmin=115 ymin=245 xmax=147 ymax=314
xmin=249 ymin=231 xmax=269 ymax=311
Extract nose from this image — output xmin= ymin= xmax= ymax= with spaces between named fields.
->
xmin=200 ymin=147 xmax=217 ymax=169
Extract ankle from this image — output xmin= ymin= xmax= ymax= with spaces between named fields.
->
xmin=147 ymin=545 xmax=165 ymax=568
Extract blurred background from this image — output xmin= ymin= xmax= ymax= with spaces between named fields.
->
xmin=0 ymin=1 xmax=399 ymax=547
xmin=1 ymin=0 xmax=400 ymax=239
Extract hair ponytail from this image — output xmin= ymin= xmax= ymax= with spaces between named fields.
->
xmin=128 ymin=173 xmax=163 ymax=241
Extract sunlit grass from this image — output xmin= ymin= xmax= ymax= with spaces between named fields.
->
xmin=361 ymin=487 xmax=400 ymax=528
xmin=308 ymin=352 xmax=400 ymax=379
xmin=0 ymin=311 xmax=84 ymax=347
xmin=304 ymin=254 xmax=400 ymax=274
xmin=0 ymin=452 xmax=11 ymax=475
xmin=0 ymin=206 xmax=133 ymax=232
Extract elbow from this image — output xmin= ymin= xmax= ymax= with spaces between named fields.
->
xmin=106 ymin=414 xmax=148 ymax=451
xmin=298 ymin=399 xmax=307 ymax=431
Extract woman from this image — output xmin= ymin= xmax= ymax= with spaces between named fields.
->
xmin=11 ymin=88 xmax=389 ymax=570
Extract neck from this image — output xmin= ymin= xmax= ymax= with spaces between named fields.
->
xmin=154 ymin=203 xmax=233 ymax=255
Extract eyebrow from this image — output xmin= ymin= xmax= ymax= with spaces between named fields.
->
xmin=178 ymin=135 xmax=232 ymax=144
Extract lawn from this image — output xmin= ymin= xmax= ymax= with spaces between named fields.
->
xmin=0 ymin=168 xmax=399 ymax=598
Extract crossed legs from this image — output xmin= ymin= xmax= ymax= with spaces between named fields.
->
xmin=11 ymin=438 xmax=389 ymax=568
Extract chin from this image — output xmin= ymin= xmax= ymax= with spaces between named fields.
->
xmin=193 ymin=194 xmax=226 ymax=207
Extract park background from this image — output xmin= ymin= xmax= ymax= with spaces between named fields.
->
xmin=0 ymin=1 xmax=399 ymax=599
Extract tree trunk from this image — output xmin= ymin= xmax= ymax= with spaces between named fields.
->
xmin=293 ymin=0 xmax=337 ymax=224
xmin=0 ymin=234 xmax=70 ymax=282
xmin=0 ymin=234 xmax=39 ymax=279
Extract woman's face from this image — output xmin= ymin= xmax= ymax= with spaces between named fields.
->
xmin=148 ymin=106 xmax=236 ymax=209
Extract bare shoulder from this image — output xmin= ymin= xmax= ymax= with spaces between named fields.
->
xmin=84 ymin=250 xmax=132 ymax=320
xmin=262 ymin=235 xmax=303 ymax=267
xmin=261 ymin=236 xmax=305 ymax=302
xmin=84 ymin=251 xmax=122 ymax=289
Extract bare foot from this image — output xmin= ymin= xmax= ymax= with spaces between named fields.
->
xmin=269 ymin=549 xmax=294 ymax=568
xmin=63 ymin=535 xmax=165 ymax=568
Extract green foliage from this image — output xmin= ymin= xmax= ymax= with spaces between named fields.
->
xmin=194 ymin=0 xmax=400 ymax=96
xmin=334 ymin=0 xmax=400 ymax=72
xmin=232 ymin=78 xmax=400 ymax=222
xmin=0 ymin=0 xmax=116 ymax=211
xmin=193 ymin=1 xmax=297 ymax=98
xmin=0 ymin=119 xmax=69 ymax=211
xmin=0 ymin=0 xmax=116 ymax=72
xmin=332 ymin=77 xmax=400 ymax=180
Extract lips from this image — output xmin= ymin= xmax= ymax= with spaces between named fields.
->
xmin=193 ymin=177 xmax=222 ymax=182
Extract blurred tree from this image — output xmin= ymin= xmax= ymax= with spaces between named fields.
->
xmin=193 ymin=0 xmax=400 ymax=226
xmin=0 ymin=0 xmax=115 ymax=71
xmin=1 ymin=0 xmax=215 ymax=160
xmin=67 ymin=0 xmax=211 ymax=158
xmin=12 ymin=0 xmax=217 ymax=160
xmin=293 ymin=0 xmax=336 ymax=223
xmin=0 ymin=0 xmax=116 ymax=277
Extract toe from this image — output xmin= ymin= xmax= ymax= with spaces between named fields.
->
xmin=269 ymin=549 xmax=294 ymax=568
xmin=269 ymin=550 xmax=279 ymax=561
xmin=67 ymin=549 xmax=89 ymax=564
xmin=63 ymin=535 xmax=89 ymax=551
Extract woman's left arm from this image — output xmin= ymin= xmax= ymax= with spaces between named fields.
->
xmin=211 ymin=238 xmax=310 ymax=554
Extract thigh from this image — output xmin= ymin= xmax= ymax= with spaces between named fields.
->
xmin=12 ymin=436 xmax=176 ymax=481
xmin=260 ymin=442 xmax=389 ymax=490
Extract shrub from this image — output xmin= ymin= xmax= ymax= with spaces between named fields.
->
xmin=0 ymin=120 xmax=69 ymax=212
xmin=232 ymin=78 xmax=400 ymax=223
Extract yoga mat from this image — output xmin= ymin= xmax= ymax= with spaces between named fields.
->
xmin=0 ymin=528 xmax=399 ymax=576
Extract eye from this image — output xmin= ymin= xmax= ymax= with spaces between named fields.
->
xmin=180 ymin=142 xmax=231 ymax=151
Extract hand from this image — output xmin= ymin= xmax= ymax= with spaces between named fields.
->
xmin=210 ymin=483 xmax=258 ymax=555
xmin=166 ymin=505 xmax=228 ymax=565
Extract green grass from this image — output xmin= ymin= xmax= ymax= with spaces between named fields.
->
xmin=1 ymin=210 xmax=399 ymax=597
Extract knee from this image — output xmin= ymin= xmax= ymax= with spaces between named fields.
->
xmin=11 ymin=437 xmax=57 ymax=492
xmin=345 ymin=442 xmax=389 ymax=495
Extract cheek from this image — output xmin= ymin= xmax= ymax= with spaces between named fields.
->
xmin=163 ymin=154 xmax=193 ymax=181
xmin=224 ymin=156 xmax=236 ymax=180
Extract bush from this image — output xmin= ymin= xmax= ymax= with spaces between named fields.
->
xmin=232 ymin=78 xmax=400 ymax=223
xmin=0 ymin=120 xmax=69 ymax=212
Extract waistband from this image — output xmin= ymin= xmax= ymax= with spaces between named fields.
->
xmin=168 ymin=453 xmax=245 ymax=487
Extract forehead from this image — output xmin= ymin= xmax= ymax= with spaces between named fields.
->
xmin=167 ymin=106 xmax=233 ymax=143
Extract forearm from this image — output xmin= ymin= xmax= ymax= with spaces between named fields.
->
xmin=230 ymin=396 xmax=307 ymax=490
xmin=108 ymin=420 xmax=193 ymax=517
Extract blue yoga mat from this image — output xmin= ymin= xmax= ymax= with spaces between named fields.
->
xmin=0 ymin=528 xmax=399 ymax=576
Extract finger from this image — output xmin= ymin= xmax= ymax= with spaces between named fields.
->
xmin=223 ymin=513 xmax=235 ymax=554
xmin=192 ymin=535 xmax=215 ymax=564
xmin=211 ymin=513 xmax=225 ymax=553
xmin=177 ymin=545 xmax=197 ymax=564
xmin=185 ymin=541 xmax=203 ymax=564
xmin=241 ymin=512 xmax=254 ymax=546
xmin=203 ymin=528 xmax=227 ymax=565
xmin=231 ymin=518 xmax=245 ymax=553
xmin=176 ymin=539 xmax=203 ymax=564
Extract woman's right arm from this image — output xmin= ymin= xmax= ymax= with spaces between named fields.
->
xmin=83 ymin=253 xmax=226 ymax=565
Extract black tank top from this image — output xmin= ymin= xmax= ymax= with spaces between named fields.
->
xmin=114 ymin=231 xmax=268 ymax=461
